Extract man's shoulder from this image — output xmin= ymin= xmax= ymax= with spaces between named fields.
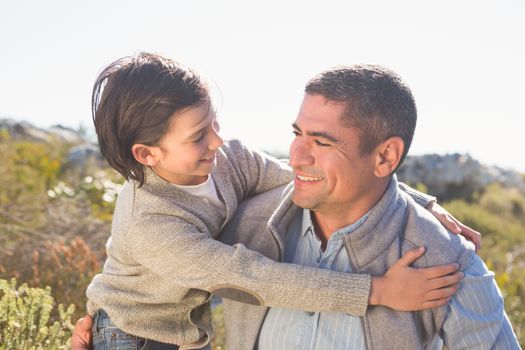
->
xmin=219 ymin=183 xmax=294 ymax=249
xmin=401 ymin=191 xmax=476 ymax=268
xmin=237 ymin=183 xmax=293 ymax=216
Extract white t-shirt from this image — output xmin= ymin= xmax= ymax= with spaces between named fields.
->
xmin=171 ymin=175 xmax=226 ymax=213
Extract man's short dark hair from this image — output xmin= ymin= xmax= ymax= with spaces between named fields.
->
xmin=92 ymin=52 xmax=209 ymax=186
xmin=305 ymin=65 xmax=417 ymax=167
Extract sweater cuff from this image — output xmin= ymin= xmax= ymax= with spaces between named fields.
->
xmin=329 ymin=273 xmax=371 ymax=316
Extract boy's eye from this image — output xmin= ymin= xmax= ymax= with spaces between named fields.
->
xmin=213 ymin=120 xmax=221 ymax=133
xmin=193 ymin=132 xmax=205 ymax=143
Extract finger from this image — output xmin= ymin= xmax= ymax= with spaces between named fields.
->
xmin=430 ymin=202 xmax=462 ymax=234
xmin=457 ymin=223 xmax=482 ymax=251
xmin=440 ymin=214 xmax=461 ymax=234
xmin=425 ymin=285 xmax=459 ymax=301
xmin=71 ymin=316 xmax=94 ymax=350
xmin=76 ymin=315 xmax=93 ymax=331
xmin=394 ymin=246 xmax=426 ymax=267
xmin=421 ymin=263 xmax=459 ymax=279
xmin=75 ymin=317 xmax=86 ymax=330
xmin=428 ymin=271 xmax=464 ymax=290
xmin=420 ymin=296 xmax=452 ymax=310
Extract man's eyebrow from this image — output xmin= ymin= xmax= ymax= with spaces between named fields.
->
xmin=292 ymin=122 xmax=339 ymax=143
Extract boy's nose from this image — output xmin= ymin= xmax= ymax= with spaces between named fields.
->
xmin=210 ymin=130 xmax=223 ymax=150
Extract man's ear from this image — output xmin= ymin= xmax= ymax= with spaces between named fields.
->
xmin=131 ymin=144 xmax=161 ymax=166
xmin=374 ymin=136 xmax=404 ymax=178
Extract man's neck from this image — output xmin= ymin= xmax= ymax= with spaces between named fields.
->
xmin=311 ymin=180 xmax=390 ymax=250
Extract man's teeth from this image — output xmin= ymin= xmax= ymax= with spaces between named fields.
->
xmin=297 ymin=174 xmax=322 ymax=182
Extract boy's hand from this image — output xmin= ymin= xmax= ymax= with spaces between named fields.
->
xmin=71 ymin=315 xmax=93 ymax=350
xmin=369 ymin=247 xmax=464 ymax=310
xmin=427 ymin=201 xmax=481 ymax=251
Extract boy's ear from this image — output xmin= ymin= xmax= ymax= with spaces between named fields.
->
xmin=131 ymin=144 xmax=161 ymax=166
xmin=374 ymin=136 xmax=404 ymax=178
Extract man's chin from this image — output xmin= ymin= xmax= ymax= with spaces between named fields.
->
xmin=292 ymin=195 xmax=316 ymax=210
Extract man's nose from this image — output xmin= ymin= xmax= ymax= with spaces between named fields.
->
xmin=289 ymin=140 xmax=314 ymax=168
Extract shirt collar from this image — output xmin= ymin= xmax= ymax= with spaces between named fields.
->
xmin=301 ymin=208 xmax=313 ymax=237
xmin=300 ymin=208 xmax=371 ymax=238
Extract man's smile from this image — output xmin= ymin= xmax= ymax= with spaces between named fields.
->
xmin=296 ymin=174 xmax=323 ymax=182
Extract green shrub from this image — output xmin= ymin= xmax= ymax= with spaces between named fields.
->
xmin=0 ymin=278 xmax=74 ymax=349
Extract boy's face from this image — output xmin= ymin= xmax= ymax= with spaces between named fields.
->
xmin=151 ymin=102 xmax=223 ymax=185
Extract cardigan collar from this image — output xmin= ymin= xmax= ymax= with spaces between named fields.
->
xmin=267 ymin=176 xmax=404 ymax=270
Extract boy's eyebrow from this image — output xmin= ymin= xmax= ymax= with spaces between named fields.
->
xmin=187 ymin=127 xmax=205 ymax=139
xmin=292 ymin=123 xmax=339 ymax=143
xmin=186 ymin=108 xmax=214 ymax=140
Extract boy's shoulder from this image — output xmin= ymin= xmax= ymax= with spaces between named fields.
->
xmin=218 ymin=138 xmax=274 ymax=159
xmin=122 ymin=173 xmax=191 ymax=219
xmin=217 ymin=138 xmax=247 ymax=158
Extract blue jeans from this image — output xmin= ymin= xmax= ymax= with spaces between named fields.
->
xmin=92 ymin=309 xmax=179 ymax=350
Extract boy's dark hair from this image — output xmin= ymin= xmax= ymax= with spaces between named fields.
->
xmin=92 ymin=52 xmax=209 ymax=186
xmin=305 ymin=64 xmax=417 ymax=168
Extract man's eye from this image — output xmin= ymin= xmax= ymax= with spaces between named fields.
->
xmin=292 ymin=130 xmax=300 ymax=137
xmin=314 ymin=140 xmax=330 ymax=147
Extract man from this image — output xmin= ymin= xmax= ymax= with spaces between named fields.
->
xmin=218 ymin=65 xmax=520 ymax=349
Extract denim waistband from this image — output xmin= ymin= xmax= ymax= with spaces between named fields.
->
xmin=91 ymin=309 xmax=181 ymax=349
xmin=92 ymin=309 xmax=115 ymax=332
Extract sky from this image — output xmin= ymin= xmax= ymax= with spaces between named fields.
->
xmin=1 ymin=0 xmax=524 ymax=172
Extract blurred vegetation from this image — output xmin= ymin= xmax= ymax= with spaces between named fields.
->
xmin=0 ymin=278 xmax=74 ymax=349
xmin=443 ymin=184 xmax=525 ymax=345
xmin=0 ymin=131 xmax=523 ymax=347
xmin=0 ymin=131 xmax=117 ymax=345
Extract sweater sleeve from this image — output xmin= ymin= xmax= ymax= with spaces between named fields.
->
xmin=221 ymin=139 xmax=293 ymax=198
xmin=128 ymin=216 xmax=370 ymax=316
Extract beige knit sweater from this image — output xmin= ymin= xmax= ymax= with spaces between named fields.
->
xmin=86 ymin=139 xmax=372 ymax=349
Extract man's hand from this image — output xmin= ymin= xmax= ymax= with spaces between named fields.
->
xmin=71 ymin=315 xmax=93 ymax=350
xmin=369 ymin=247 xmax=464 ymax=311
xmin=427 ymin=201 xmax=481 ymax=251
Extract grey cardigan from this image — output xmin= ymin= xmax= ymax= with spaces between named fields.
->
xmin=86 ymin=140 xmax=373 ymax=349
xmin=220 ymin=176 xmax=475 ymax=350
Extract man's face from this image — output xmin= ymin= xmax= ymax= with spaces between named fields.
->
xmin=289 ymin=94 xmax=378 ymax=217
